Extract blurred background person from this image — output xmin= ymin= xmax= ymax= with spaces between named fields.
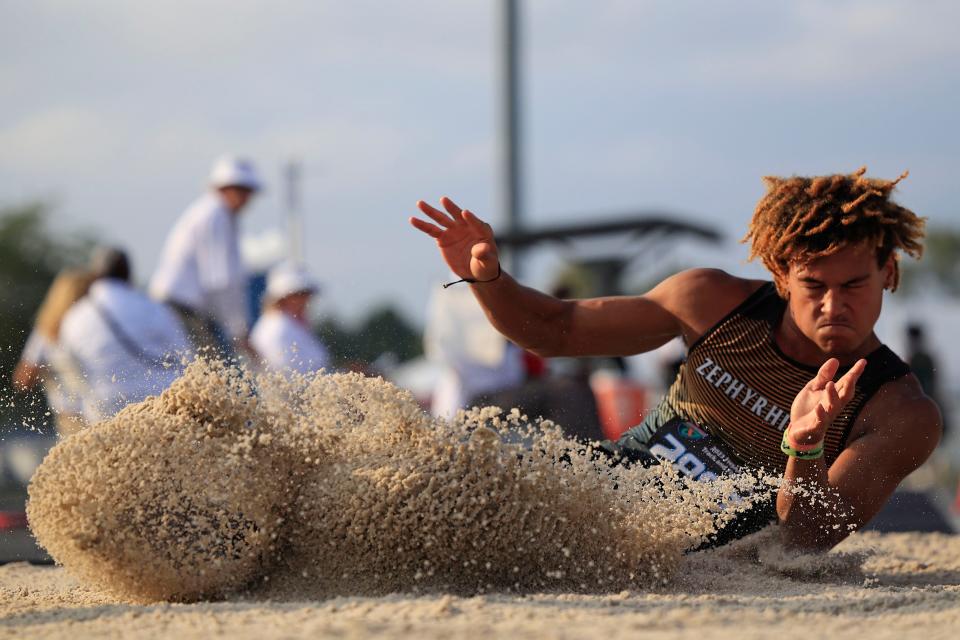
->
xmin=472 ymin=285 xmax=606 ymax=442
xmin=906 ymin=323 xmax=949 ymax=439
xmin=906 ymin=324 xmax=940 ymax=407
xmin=59 ymin=247 xmax=190 ymax=423
xmin=149 ymin=155 xmax=261 ymax=358
xmin=480 ymin=348 xmax=607 ymax=443
xmin=250 ymin=261 xmax=330 ymax=375
xmin=12 ymin=268 xmax=97 ymax=437
xmin=423 ymin=280 xmax=525 ymax=419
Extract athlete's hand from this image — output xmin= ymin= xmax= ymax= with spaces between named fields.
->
xmin=410 ymin=197 xmax=500 ymax=282
xmin=788 ymin=358 xmax=867 ymax=446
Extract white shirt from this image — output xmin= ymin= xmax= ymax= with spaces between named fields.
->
xmin=250 ymin=309 xmax=330 ymax=375
xmin=424 ymin=283 xmax=524 ymax=418
xmin=20 ymin=330 xmax=85 ymax=416
xmin=149 ymin=192 xmax=248 ymax=339
xmin=60 ymin=279 xmax=191 ymax=422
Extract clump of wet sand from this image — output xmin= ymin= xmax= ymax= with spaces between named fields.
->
xmin=27 ymin=358 xmax=776 ymax=602
xmin=26 ymin=361 xmax=294 ymax=601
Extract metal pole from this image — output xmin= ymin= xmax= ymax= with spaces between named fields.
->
xmin=500 ymin=0 xmax=522 ymax=277
xmin=284 ymin=160 xmax=303 ymax=262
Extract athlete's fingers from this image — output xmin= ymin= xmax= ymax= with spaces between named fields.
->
xmin=409 ymin=216 xmax=444 ymax=238
xmin=470 ymin=214 xmax=496 ymax=244
xmin=806 ymin=358 xmax=838 ymax=393
xmin=823 ymin=380 xmax=840 ymax=415
xmin=836 ymin=358 xmax=867 ymax=402
xmin=417 ymin=200 xmax=456 ymax=228
xmin=462 ymin=209 xmax=489 ymax=234
xmin=814 ymin=402 xmax=828 ymax=424
xmin=440 ymin=196 xmax=465 ymax=221
xmin=813 ymin=358 xmax=840 ymax=389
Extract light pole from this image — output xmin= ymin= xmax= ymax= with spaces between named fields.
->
xmin=284 ymin=159 xmax=303 ymax=262
xmin=500 ymin=0 xmax=523 ymax=277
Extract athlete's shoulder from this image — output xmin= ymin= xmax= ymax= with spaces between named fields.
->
xmin=665 ymin=268 xmax=765 ymax=298
xmin=857 ymin=374 xmax=942 ymax=447
xmin=654 ymin=269 xmax=767 ymax=332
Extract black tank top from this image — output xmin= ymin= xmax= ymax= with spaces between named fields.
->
xmin=631 ymin=282 xmax=910 ymax=474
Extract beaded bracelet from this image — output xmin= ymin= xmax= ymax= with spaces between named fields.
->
xmin=780 ymin=429 xmax=825 ymax=459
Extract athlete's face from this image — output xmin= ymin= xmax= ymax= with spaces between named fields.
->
xmin=784 ymin=241 xmax=894 ymax=356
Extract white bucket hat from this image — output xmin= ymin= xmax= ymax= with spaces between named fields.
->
xmin=209 ymin=155 xmax=263 ymax=191
xmin=266 ymin=261 xmax=319 ymax=302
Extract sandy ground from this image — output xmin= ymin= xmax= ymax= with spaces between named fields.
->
xmin=10 ymin=364 xmax=960 ymax=638
xmin=2 ymin=530 xmax=958 ymax=640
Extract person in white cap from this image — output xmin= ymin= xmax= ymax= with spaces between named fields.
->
xmin=149 ymin=155 xmax=262 ymax=356
xmin=250 ymin=261 xmax=331 ymax=375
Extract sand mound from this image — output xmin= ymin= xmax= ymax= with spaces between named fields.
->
xmin=27 ymin=359 xmax=777 ymax=602
xmin=26 ymin=362 xmax=292 ymax=601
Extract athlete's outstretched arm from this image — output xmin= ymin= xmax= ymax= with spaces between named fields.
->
xmin=410 ymin=197 xmax=748 ymax=357
xmin=777 ymin=360 xmax=942 ymax=549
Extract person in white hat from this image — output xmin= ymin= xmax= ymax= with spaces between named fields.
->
xmin=149 ymin=155 xmax=262 ymax=356
xmin=250 ymin=261 xmax=331 ymax=375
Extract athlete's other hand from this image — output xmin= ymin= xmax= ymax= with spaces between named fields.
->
xmin=789 ymin=358 xmax=867 ymax=446
xmin=410 ymin=197 xmax=500 ymax=282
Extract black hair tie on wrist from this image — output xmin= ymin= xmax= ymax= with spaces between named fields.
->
xmin=443 ymin=263 xmax=502 ymax=289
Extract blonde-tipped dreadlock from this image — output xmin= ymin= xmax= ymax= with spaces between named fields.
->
xmin=743 ymin=167 xmax=925 ymax=295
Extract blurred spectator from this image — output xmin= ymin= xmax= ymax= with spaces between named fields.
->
xmin=424 ymin=281 xmax=524 ymax=419
xmin=479 ymin=283 xmax=607 ymax=441
xmin=658 ymin=337 xmax=686 ymax=394
xmin=436 ymin=283 xmax=606 ymax=439
xmin=149 ymin=155 xmax=261 ymax=357
xmin=906 ymin=323 xmax=937 ymax=397
xmin=250 ymin=262 xmax=331 ymax=375
xmin=906 ymin=323 xmax=948 ymax=437
xmin=12 ymin=268 xmax=97 ymax=437
xmin=59 ymin=247 xmax=190 ymax=423
xmin=482 ymin=350 xmax=606 ymax=443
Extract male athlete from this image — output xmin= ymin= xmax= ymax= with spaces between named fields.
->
xmin=410 ymin=168 xmax=942 ymax=550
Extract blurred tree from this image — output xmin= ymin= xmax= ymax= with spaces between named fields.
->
xmin=0 ymin=202 xmax=93 ymax=431
xmin=900 ymin=228 xmax=960 ymax=297
xmin=316 ymin=304 xmax=422 ymax=370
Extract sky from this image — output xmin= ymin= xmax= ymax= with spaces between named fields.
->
xmin=2 ymin=0 xmax=959 ymax=326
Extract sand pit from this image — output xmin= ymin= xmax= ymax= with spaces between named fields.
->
xmin=10 ymin=359 xmax=960 ymax=637
xmin=2 ymin=531 xmax=959 ymax=639
xmin=25 ymin=359 xmax=772 ymax=602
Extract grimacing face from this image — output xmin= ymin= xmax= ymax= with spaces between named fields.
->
xmin=784 ymin=241 xmax=895 ymax=356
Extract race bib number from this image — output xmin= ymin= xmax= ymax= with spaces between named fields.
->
xmin=647 ymin=418 xmax=741 ymax=482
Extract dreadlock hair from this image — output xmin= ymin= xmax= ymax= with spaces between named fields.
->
xmin=743 ymin=167 xmax=925 ymax=296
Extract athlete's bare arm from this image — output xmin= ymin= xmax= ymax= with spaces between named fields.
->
xmin=778 ymin=363 xmax=942 ymax=549
xmin=410 ymin=197 xmax=759 ymax=357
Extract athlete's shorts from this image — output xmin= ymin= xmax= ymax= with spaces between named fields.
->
xmin=596 ymin=414 xmax=777 ymax=549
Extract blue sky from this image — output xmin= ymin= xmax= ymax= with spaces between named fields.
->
xmin=2 ymin=0 xmax=958 ymax=324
